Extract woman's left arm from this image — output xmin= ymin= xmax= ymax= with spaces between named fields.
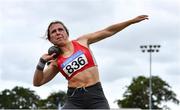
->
xmin=77 ymin=15 xmax=148 ymax=45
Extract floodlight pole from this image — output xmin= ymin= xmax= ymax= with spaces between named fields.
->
xmin=140 ymin=45 xmax=161 ymax=110
xmin=149 ymin=51 xmax=152 ymax=110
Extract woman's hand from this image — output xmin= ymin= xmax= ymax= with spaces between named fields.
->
xmin=130 ymin=15 xmax=149 ymax=24
xmin=41 ymin=53 xmax=56 ymax=62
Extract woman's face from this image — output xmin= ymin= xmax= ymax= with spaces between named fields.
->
xmin=49 ymin=23 xmax=69 ymax=46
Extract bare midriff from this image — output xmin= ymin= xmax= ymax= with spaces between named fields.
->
xmin=67 ymin=66 xmax=100 ymax=88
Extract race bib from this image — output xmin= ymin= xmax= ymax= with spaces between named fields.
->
xmin=61 ymin=51 xmax=88 ymax=76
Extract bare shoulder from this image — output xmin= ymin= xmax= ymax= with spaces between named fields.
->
xmin=76 ymin=35 xmax=91 ymax=48
xmin=76 ymin=29 xmax=107 ymax=45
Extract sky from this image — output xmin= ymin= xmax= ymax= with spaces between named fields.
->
xmin=0 ymin=0 xmax=180 ymax=109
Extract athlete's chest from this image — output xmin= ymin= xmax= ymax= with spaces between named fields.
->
xmin=57 ymin=40 xmax=96 ymax=80
xmin=59 ymin=50 xmax=89 ymax=75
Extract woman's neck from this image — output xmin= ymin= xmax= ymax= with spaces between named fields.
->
xmin=58 ymin=41 xmax=74 ymax=57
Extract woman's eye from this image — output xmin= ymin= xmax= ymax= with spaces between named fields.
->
xmin=51 ymin=30 xmax=56 ymax=34
xmin=58 ymin=28 xmax=63 ymax=31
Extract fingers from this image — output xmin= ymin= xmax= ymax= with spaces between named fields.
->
xmin=139 ymin=15 xmax=149 ymax=20
xmin=46 ymin=53 xmax=57 ymax=66
xmin=47 ymin=53 xmax=57 ymax=60
xmin=140 ymin=15 xmax=148 ymax=18
xmin=41 ymin=53 xmax=57 ymax=61
xmin=50 ymin=53 xmax=57 ymax=58
xmin=132 ymin=15 xmax=149 ymax=24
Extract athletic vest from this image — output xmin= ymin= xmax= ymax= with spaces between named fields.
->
xmin=57 ymin=40 xmax=97 ymax=80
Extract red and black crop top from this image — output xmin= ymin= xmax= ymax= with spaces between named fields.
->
xmin=57 ymin=40 xmax=97 ymax=80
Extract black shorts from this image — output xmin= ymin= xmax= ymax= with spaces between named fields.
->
xmin=62 ymin=82 xmax=110 ymax=109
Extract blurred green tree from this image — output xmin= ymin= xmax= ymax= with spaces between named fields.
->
xmin=0 ymin=86 xmax=40 ymax=109
xmin=116 ymin=76 xmax=179 ymax=109
xmin=38 ymin=90 xmax=67 ymax=109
